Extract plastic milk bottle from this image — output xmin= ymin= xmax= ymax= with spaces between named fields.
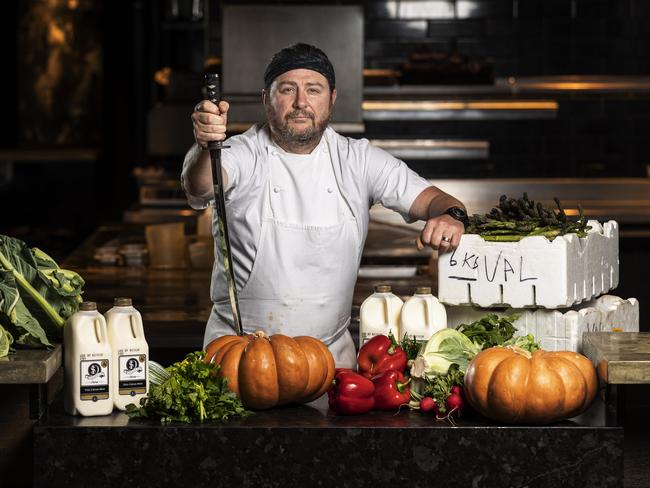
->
xmin=359 ymin=284 xmax=403 ymax=347
xmin=400 ymin=287 xmax=447 ymax=342
xmin=64 ymin=301 xmax=113 ymax=416
xmin=105 ymin=297 xmax=149 ymax=411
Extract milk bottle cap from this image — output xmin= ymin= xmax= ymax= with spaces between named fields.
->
xmin=114 ymin=297 xmax=133 ymax=307
xmin=415 ymin=287 xmax=432 ymax=295
xmin=79 ymin=301 xmax=97 ymax=311
xmin=374 ymin=284 xmax=392 ymax=293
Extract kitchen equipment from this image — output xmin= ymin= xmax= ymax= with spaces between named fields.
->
xmin=145 ymin=222 xmax=186 ymax=268
xmin=205 ymin=73 xmax=243 ymax=336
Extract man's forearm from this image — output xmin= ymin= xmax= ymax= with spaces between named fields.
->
xmin=409 ymin=186 xmax=465 ymax=221
xmin=183 ymin=143 xmax=214 ymax=197
xmin=426 ymin=191 xmax=465 ymax=219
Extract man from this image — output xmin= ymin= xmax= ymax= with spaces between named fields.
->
xmin=182 ymin=43 xmax=467 ymax=368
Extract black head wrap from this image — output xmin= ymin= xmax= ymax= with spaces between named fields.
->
xmin=264 ymin=43 xmax=335 ymax=90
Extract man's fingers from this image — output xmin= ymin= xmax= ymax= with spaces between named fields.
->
xmin=193 ymin=112 xmax=226 ymax=126
xmin=218 ymin=100 xmax=230 ymax=114
xmin=415 ymin=236 xmax=425 ymax=251
xmin=194 ymin=100 xmax=219 ymax=114
xmin=419 ymin=221 xmax=436 ymax=248
xmin=450 ymin=232 xmax=461 ymax=249
xmin=430 ymin=226 xmax=448 ymax=252
xmin=195 ymin=120 xmax=226 ymax=133
xmin=195 ymin=131 xmax=226 ymax=143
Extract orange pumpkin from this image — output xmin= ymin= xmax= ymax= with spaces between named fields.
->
xmin=204 ymin=331 xmax=336 ymax=410
xmin=464 ymin=346 xmax=598 ymax=424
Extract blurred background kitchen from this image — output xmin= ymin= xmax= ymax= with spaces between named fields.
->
xmin=2 ymin=3 xmax=650 ymax=485
xmin=1 ymin=0 xmax=650 ymax=357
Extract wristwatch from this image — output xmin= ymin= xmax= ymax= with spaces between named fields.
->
xmin=444 ymin=206 xmax=469 ymax=228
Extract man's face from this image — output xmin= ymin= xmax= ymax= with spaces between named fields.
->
xmin=264 ymin=69 xmax=337 ymax=148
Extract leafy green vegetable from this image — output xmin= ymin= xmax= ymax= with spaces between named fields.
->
xmin=126 ymin=351 xmax=251 ymax=424
xmin=148 ymin=360 xmax=171 ymax=386
xmin=505 ymin=333 xmax=541 ymax=352
xmin=410 ymin=328 xmax=482 ymax=380
xmin=0 ymin=235 xmax=84 ymax=347
xmin=0 ymin=324 xmax=13 ymax=357
xmin=400 ymin=333 xmax=422 ymax=362
xmin=455 ymin=314 xmax=518 ymax=350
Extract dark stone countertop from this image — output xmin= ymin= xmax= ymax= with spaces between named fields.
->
xmin=0 ymin=344 xmax=61 ymax=384
xmin=34 ymin=394 xmax=623 ymax=488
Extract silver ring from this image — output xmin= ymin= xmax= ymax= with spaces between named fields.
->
xmin=441 ymin=236 xmax=451 ymax=242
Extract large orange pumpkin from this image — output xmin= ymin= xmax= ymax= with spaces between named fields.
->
xmin=204 ymin=331 xmax=336 ymax=410
xmin=464 ymin=346 xmax=598 ymax=424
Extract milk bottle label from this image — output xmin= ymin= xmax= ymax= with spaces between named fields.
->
xmin=119 ymin=354 xmax=147 ymax=396
xmin=360 ymin=331 xmax=378 ymax=346
xmin=80 ymin=359 xmax=110 ymax=401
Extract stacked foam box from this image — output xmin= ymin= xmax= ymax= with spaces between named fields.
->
xmin=446 ymin=295 xmax=638 ymax=353
xmin=438 ymin=220 xmax=638 ymax=352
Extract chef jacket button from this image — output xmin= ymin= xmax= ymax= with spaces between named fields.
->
xmin=273 ymin=186 xmax=280 ymax=193
xmin=327 ymin=187 xmax=333 ymax=193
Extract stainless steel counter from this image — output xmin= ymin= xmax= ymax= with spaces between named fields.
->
xmin=370 ymin=178 xmax=650 ymax=228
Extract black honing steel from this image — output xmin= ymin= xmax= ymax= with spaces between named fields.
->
xmin=204 ymin=73 xmax=243 ymax=336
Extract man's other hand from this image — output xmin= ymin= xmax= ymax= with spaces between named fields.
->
xmin=417 ymin=214 xmax=464 ymax=253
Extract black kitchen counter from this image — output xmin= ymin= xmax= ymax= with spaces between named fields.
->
xmin=34 ymin=394 xmax=622 ymax=487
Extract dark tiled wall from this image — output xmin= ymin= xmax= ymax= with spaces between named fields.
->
xmin=363 ymin=0 xmax=650 ymax=76
xmin=209 ymin=1 xmax=650 ymax=177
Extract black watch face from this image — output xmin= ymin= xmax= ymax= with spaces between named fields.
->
xmin=448 ymin=207 xmax=466 ymax=219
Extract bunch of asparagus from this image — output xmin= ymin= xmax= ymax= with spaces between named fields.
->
xmin=466 ymin=193 xmax=591 ymax=241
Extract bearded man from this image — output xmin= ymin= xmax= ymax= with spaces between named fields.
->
xmin=182 ymin=43 xmax=468 ymax=367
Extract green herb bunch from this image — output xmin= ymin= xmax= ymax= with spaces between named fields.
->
xmin=420 ymin=363 xmax=464 ymax=415
xmin=455 ymin=314 xmax=517 ymax=349
xmin=400 ymin=333 xmax=422 ymax=362
xmin=466 ymin=193 xmax=591 ymax=241
xmin=126 ymin=351 xmax=251 ymax=424
xmin=455 ymin=314 xmax=541 ymax=352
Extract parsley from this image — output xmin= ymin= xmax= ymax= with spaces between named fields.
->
xmin=126 ymin=351 xmax=251 ymax=424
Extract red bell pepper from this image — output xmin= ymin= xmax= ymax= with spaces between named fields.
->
xmin=357 ymin=333 xmax=408 ymax=378
xmin=371 ymin=370 xmax=411 ymax=411
xmin=328 ymin=369 xmax=375 ymax=415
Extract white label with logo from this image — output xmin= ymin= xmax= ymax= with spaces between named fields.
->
xmin=118 ymin=354 xmax=147 ymax=396
xmin=80 ymin=359 xmax=110 ymax=401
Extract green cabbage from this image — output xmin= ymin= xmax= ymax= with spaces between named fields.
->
xmin=410 ymin=328 xmax=482 ymax=380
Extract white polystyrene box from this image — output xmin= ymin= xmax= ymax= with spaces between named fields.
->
xmin=438 ymin=220 xmax=619 ymax=309
xmin=445 ymin=295 xmax=638 ymax=353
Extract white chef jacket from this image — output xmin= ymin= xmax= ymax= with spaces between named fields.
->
xmin=181 ymin=123 xmax=431 ymax=305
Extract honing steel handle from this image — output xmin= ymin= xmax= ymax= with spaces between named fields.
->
xmin=204 ymin=73 xmax=223 ymax=150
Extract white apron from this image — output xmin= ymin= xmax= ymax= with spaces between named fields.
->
xmin=204 ymin=139 xmax=360 ymax=369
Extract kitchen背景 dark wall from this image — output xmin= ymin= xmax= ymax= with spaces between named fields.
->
xmin=363 ymin=0 xmax=650 ymax=76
